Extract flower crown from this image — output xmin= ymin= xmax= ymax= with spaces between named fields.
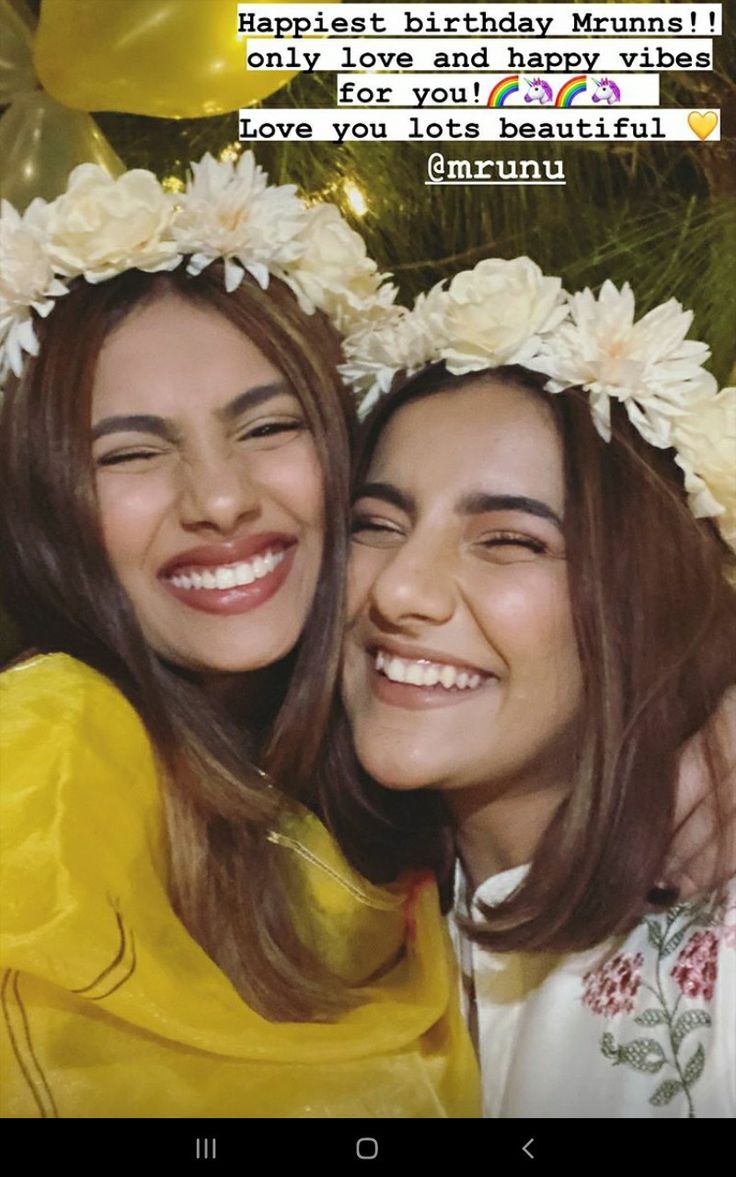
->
xmin=0 ymin=151 xmax=396 ymax=387
xmin=339 ymin=256 xmax=735 ymax=554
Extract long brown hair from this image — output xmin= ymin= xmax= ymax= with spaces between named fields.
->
xmin=0 ymin=263 xmax=355 ymax=1019
xmin=320 ymin=363 xmax=736 ymax=952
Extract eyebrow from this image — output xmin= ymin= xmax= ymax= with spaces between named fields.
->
xmin=91 ymin=381 xmax=292 ymax=442
xmin=355 ymin=482 xmax=562 ymax=529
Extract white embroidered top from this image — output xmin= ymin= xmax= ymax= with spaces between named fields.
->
xmin=453 ymin=867 xmax=736 ymax=1118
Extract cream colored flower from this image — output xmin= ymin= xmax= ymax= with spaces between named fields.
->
xmin=341 ymin=302 xmax=430 ymax=414
xmin=284 ymin=203 xmax=393 ymax=334
xmin=0 ymin=198 xmax=68 ymax=380
xmin=46 ymin=164 xmax=179 ymax=282
xmin=438 ymin=256 xmax=568 ymax=374
xmin=673 ymin=386 xmax=736 ymax=551
xmin=541 ymin=281 xmax=717 ymax=446
xmin=173 ymin=152 xmax=307 ymax=292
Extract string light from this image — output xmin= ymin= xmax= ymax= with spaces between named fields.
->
xmin=219 ymin=143 xmax=242 ymax=164
xmin=342 ymin=179 xmax=369 ymax=217
xmin=161 ymin=175 xmax=185 ymax=194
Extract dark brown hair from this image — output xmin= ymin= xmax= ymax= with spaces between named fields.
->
xmin=0 ymin=263 xmax=355 ymax=1019
xmin=320 ymin=362 xmax=736 ymax=952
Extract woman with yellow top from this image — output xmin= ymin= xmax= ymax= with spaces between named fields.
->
xmin=0 ymin=155 xmax=479 ymax=1118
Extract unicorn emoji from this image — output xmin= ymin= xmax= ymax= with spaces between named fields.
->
xmin=592 ymin=77 xmax=622 ymax=105
xmin=524 ymin=77 xmax=553 ymax=105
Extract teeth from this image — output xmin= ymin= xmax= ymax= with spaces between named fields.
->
xmin=235 ymin=562 xmax=255 ymax=586
xmin=440 ymin=665 xmax=456 ymax=689
xmin=374 ymin=650 xmax=487 ymax=692
xmin=167 ymin=548 xmax=284 ymax=591
xmin=387 ymin=657 xmax=407 ymax=684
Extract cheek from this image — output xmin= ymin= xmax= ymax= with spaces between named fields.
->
xmin=254 ymin=440 xmax=325 ymax=536
xmin=95 ymin=475 xmax=172 ymax=572
xmin=476 ymin=567 xmax=580 ymax=683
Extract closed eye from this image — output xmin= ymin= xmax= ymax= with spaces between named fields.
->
xmin=350 ymin=514 xmax=404 ymax=545
xmin=237 ymin=419 xmax=307 ymax=443
xmin=479 ymin=532 xmax=547 ymax=553
xmin=95 ymin=448 xmax=163 ymax=467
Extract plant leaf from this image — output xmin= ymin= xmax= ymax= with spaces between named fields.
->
xmin=683 ymin=1042 xmax=706 ymax=1087
xmin=662 ymin=924 xmax=692 ymax=956
xmin=650 ymin=1078 xmax=683 ymax=1107
xmin=672 ymin=1010 xmax=712 ymax=1050
xmin=644 ymin=918 xmax=664 ymax=950
xmin=601 ymin=1032 xmax=619 ymax=1062
xmin=619 ymin=1038 xmax=667 ymax=1074
xmin=635 ymin=1008 xmax=668 ymax=1027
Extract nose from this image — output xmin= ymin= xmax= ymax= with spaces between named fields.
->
xmin=178 ymin=446 xmax=259 ymax=534
xmin=368 ymin=534 xmax=456 ymax=629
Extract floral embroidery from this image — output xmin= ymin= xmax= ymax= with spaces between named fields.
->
xmin=584 ymin=896 xmax=724 ymax=1117
xmin=583 ymin=952 xmax=644 ymax=1016
xmin=671 ymin=931 xmax=718 ymax=1000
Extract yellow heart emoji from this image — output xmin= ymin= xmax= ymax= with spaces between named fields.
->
xmin=688 ymin=111 xmax=718 ymax=141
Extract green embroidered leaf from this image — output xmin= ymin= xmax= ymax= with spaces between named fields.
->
xmin=619 ymin=1038 xmax=667 ymax=1074
xmin=635 ymin=1008 xmax=668 ymax=1027
xmin=650 ymin=1078 xmax=683 ymax=1106
xmin=644 ymin=918 xmax=664 ymax=949
xmin=600 ymin=1032 xmax=619 ymax=1061
xmin=683 ymin=1042 xmax=706 ymax=1087
xmin=662 ymin=924 xmax=692 ymax=957
xmin=672 ymin=1010 xmax=712 ymax=1050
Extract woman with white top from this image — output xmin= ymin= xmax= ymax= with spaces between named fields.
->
xmin=329 ymin=260 xmax=736 ymax=1117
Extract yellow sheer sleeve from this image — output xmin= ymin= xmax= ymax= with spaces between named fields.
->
xmin=0 ymin=655 xmax=479 ymax=1118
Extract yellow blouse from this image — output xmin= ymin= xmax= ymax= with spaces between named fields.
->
xmin=0 ymin=655 xmax=480 ymax=1118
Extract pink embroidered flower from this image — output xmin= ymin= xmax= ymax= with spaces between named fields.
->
xmin=583 ymin=951 xmax=644 ymax=1016
xmin=671 ymin=931 xmax=719 ymax=999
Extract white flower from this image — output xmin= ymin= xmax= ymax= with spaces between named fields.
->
xmin=340 ymin=302 xmax=432 ymax=414
xmin=46 ymin=164 xmax=179 ymax=282
xmin=0 ymin=198 xmax=68 ymax=380
xmin=437 ymin=256 xmax=568 ymax=375
xmin=673 ymin=386 xmax=736 ymax=552
xmin=173 ymin=152 xmax=307 ymax=292
xmin=540 ymin=281 xmax=717 ymax=446
xmin=284 ymin=202 xmax=393 ymax=334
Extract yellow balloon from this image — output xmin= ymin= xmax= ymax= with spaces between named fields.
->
xmin=34 ymin=0 xmax=340 ymax=118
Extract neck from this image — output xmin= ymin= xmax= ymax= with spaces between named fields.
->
xmin=446 ymin=763 xmax=570 ymax=892
xmin=201 ymin=661 xmax=288 ymax=730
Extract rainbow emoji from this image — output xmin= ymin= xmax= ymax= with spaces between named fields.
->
xmin=487 ymin=75 xmax=519 ymax=107
xmin=555 ymin=76 xmax=587 ymax=106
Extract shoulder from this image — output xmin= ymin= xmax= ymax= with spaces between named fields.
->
xmin=0 ymin=655 xmax=165 ymax=976
xmin=0 ymin=653 xmax=159 ymax=829
xmin=1 ymin=652 xmax=150 ymax=757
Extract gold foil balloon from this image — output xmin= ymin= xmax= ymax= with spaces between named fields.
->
xmin=34 ymin=0 xmax=340 ymax=118
xmin=0 ymin=91 xmax=124 ymax=207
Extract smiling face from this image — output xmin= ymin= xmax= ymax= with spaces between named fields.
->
xmin=342 ymin=377 xmax=583 ymax=809
xmin=91 ymin=293 xmax=324 ymax=674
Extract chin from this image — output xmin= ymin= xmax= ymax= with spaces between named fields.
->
xmin=354 ymin=739 xmax=439 ymax=793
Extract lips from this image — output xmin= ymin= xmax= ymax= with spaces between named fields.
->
xmin=158 ymin=533 xmax=297 ymax=616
